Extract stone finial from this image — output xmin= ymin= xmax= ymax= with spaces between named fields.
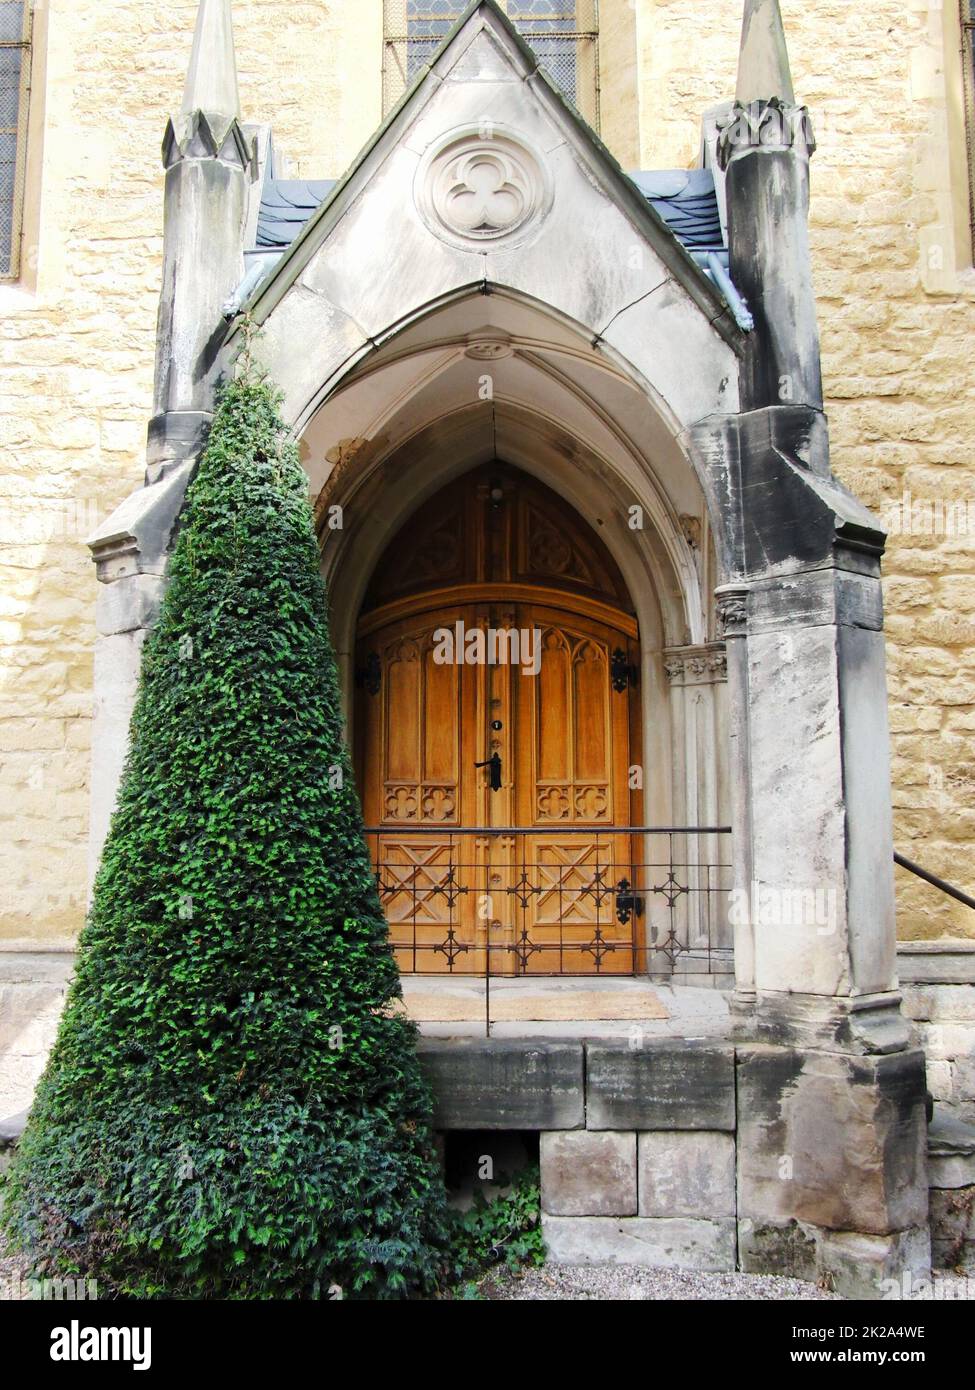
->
xmin=181 ymin=0 xmax=240 ymax=123
xmin=735 ymin=0 xmax=795 ymax=105
xmin=163 ymin=0 xmax=249 ymax=169
xmin=153 ymin=0 xmax=249 ymax=439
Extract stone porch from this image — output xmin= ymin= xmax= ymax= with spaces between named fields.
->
xmin=400 ymin=975 xmax=731 ymax=1041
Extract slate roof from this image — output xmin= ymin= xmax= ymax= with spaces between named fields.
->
xmin=628 ymin=169 xmax=727 ymax=270
xmin=253 ymin=169 xmax=727 ymax=267
xmin=255 ymin=180 xmax=337 ymax=251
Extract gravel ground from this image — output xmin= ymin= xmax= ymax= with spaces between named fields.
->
xmin=481 ymin=1265 xmax=840 ymax=1301
xmin=0 ymin=1239 xmax=28 ymax=1300
xmin=482 ymin=1265 xmax=975 ymax=1301
xmin=2 ymin=1230 xmax=971 ymax=1302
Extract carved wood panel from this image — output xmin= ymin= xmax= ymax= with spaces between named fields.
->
xmin=361 ymin=464 xmax=632 ymax=615
xmin=355 ymin=473 xmax=642 ymax=975
xmin=511 ymin=604 xmax=639 ymax=973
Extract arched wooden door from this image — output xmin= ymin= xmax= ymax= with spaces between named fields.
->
xmin=354 ymin=468 xmax=642 ymax=976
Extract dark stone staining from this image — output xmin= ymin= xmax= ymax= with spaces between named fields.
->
xmin=417 ymin=1039 xmax=585 ymax=1131
xmin=585 ymin=1042 xmax=736 ymax=1132
xmin=738 ymin=1218 xmax=818 ymax=1281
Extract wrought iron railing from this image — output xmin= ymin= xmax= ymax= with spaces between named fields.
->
xmin=895 ymin=851 xmax=975 ymax=913
xmin=364 ymin=825 xmax=734 ymax=981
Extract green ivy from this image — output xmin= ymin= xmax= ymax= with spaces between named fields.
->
xmin=1 ymin=369 xmax=450 ymax=1299
xmin=447 ymin=1167 xmax=546 ymax=1294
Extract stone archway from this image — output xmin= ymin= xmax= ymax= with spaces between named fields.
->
xmin=295 ymin=290 xmax=734 ymax=983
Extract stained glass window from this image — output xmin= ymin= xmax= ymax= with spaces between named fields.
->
xmin=383 ymin=1 xmax=599 ymax=128
xmin=0 ymin=0 xmax=31 ymax=279
xmin=962 ymin=1 xmax=975 ymax=252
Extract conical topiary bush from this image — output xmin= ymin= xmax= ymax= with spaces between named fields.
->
xmin=1 ymin=369 xmax=450 ymax=1298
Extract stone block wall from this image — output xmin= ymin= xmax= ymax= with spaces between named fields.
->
xmin=900 ymin=942 xmax=975 ymax=1124
xmin=0 ymin=950 xmax=72 ymax=1120
xmin=541 ymin=1129 xmax=737 ymax=1271
xmin=928 ymin=1111 xmax=975 ymax=1270
xmin=419 ymin=1036 xmax=932 ymax=1297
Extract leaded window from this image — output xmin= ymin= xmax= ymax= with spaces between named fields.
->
xmin=0 ymin=0 xmax=31 ymax=280
xmin=383 ymin=1 xmax=599 ymax=128
xmin=961 ymin=1 xmax=975 ymax=251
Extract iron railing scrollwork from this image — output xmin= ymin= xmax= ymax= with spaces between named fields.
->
xmin=364 ymin=823 xmax=733 ymax=981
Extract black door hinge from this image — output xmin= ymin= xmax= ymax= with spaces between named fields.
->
xmin=611 ymin=648 xmax=638 ymax=693
xmin=355 ymin=651 xmax=382 ymax=696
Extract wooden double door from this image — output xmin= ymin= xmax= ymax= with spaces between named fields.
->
xmin=355 ymin=597 xmax=642 ymax=975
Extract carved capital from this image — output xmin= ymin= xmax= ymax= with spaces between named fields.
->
xmin=663 ymin=645 xmax=728 ymax=685
xmin=716 ymin=98 xmax=816 ymax=170
xmin=715 ymin=586 xmax=749 ymax=637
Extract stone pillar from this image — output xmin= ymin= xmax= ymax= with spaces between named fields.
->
xmin=718 ymin=0 xmax=823 ymax=416
xmin=715 ymin=585 xmax=754 ymax=1009
xmin=86 ymin=0 xmax=250 ymax=881
xmin=150 ymin=0 xmax=251 ymax=480
xmin=86 ymin=469 xmax=195 ymax=879
xmin=656 ymin=644 xmax=732 ymax=986
xmin=688 ymin=396 xmax=933 ymax=1293
xmin=694 ymin=402 xmax=932 ymax=1295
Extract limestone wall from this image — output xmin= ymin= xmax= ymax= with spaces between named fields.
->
xmin=0 ymin=0 xmax=973 ymax=950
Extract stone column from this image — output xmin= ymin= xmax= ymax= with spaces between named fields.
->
xmin=694 ymin=401 xmax=931 ymax=1296
xmin=86 ymin=470 xmax=194 ymax=880
xmin=714 ymin=585 xmax=754 ymax=1009
xmin=86 ymin=0 xmax=250 ymax=881
xmin=657 ymin=644 xmax=732 ymax=987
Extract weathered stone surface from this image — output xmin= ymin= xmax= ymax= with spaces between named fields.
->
xmin=88 ymin=461 xmax=196 ymax=582
xmin=928 ymin=1112 xmax=975 ymax=1189
xmin=736 ymin=1047 xmax=929 ymax=1236
xmin=747 ymin=990 xmax=911 ymax=1056
xmin=542 ymin=1215 xmax=736 ymax=1270
xmin=929 ymin=1187 xmax=975 ymax=1273
xmin=738 ymin=1217 xmax=818 ymax=1282
xmin=638 ymin=1131 xmax=736 ymax=1219
xmin=0 ymin=976 xmax=70 ymax=1118
xmin=0 ymin=1109 xmax=26 ymax=1145
xmin=744 ymin=594 xmax=898 ymax=1013
xmin=903 ymin=983 xmax=975 ymax=1024
xmin=89 ymin=627 xmax=148 ymax=882
xmin=818 ymin=1227 xmax=931 ymax=1301
xmin=585 ymin=1043 xmax=735 ymax=1131
xmin=418 ymin=1039 xmax=584 ymax=1130
xmin=898 ymin=945 xmax=975 ymax=988
xmin=0 ymin=1109 xmax=26 ymax=1177
xmin=742 ymin=1218 xmax=932 ymax=1298
xmin=540 ymin=1131 xmax=637 ymax=1216
xmin=95 ymin=573 xmax=166 ymax=638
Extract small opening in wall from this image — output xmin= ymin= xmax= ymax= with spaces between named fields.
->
xmin=440 ymin=1130 xmax=539 ymax=1210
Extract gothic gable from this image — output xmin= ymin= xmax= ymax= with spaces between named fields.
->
xmin=233 ymin=0 xmax=743 ymax=434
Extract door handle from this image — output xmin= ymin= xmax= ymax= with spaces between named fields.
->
xmin=615 ymin=878 xmax=645 ymax=926
xmin=474 ymin=751 xmax=502 ymax=792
